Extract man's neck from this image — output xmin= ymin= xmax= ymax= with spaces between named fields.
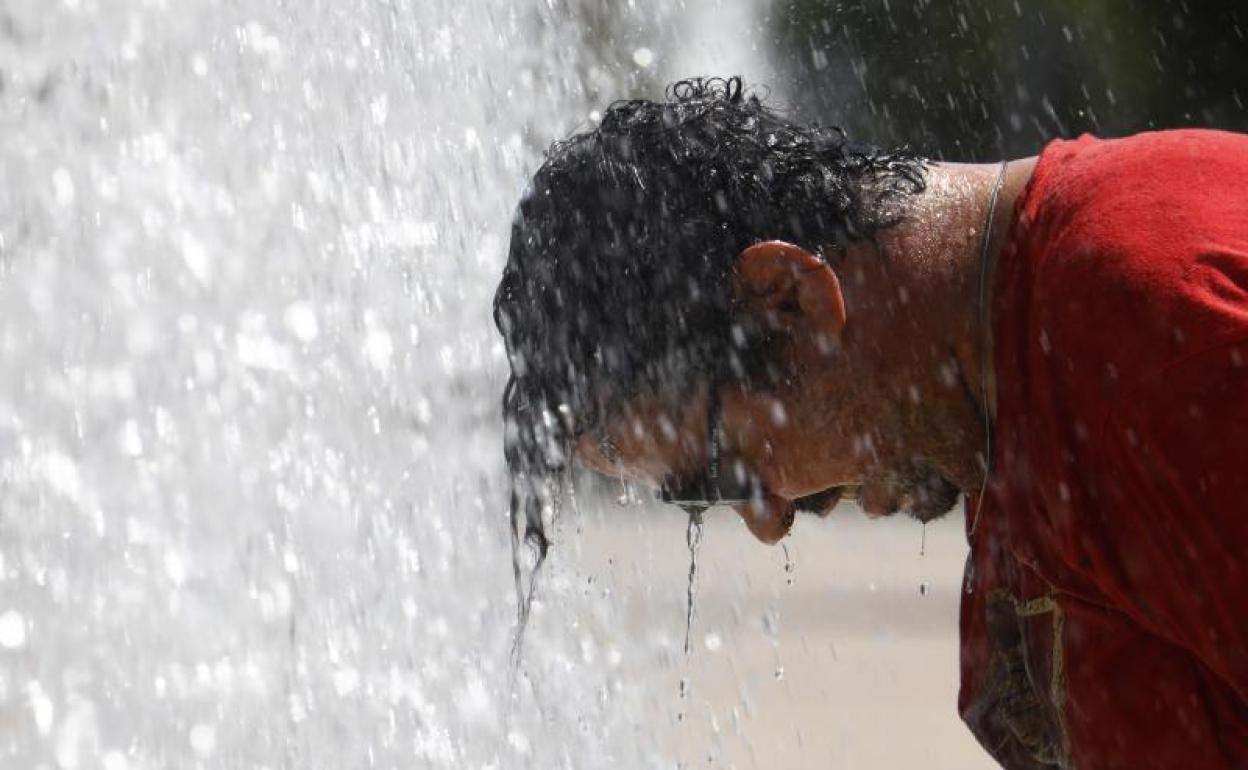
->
xmin=833 ymin=159 xmax=1035 ymax=491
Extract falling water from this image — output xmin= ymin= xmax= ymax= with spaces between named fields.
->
xmin=0 ymin=0 xmax=694 ymax=766
xmin=681 ymin=510 xmax=704 ymax=656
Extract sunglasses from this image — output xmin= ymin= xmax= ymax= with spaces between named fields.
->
xmin=657 ymin=385 xmax=761 ymax=517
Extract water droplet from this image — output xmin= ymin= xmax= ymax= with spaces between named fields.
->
xmin=189 ymin=723 xmax=217 ymax=757
xmin=364 ymin=327 xmax=393 ymax=372
xmin=163 ymin=552 xmax=187 ymax=585
xmin=632 ymin=47 xmax=655 ymax=68
xmin=52 ymin=168 xmax=75 ymax=206
xmin=0 ymin=610 xmax=27 ymax=649
xmin=27 ymin=681 xmax=54 ymax=735
xmin=332 ymin=667 xmax=360 ymax=696
xmin=283 ymin=302 xmax=319 ymax=342
xmin=118 ymin=420 xmax=144 ymax=457
xmin=102 ymin=750 xmax=130 ymax=770
xmin=782 ymin=543 xmax=795 ymax=585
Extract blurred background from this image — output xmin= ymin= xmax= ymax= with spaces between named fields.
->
xmin=771 ymin=0 xmax=1248 ymax=157
xmin=0 ymin=0 xmax=1243 ymax=768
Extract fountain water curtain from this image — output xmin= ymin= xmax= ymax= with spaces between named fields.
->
xmin=0 ymin=0 xmax=691 ymax=766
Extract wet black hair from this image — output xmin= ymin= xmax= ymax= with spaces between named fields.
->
xmin=493 ymin=76 xmax=925 ymax=629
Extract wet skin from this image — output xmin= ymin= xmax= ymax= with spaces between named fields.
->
xmin=575 ymin=240 xmax=963 ymax=543
xmin=572 ymin=161 xmax=1036 ymax=544
xmin=576 ymin=383 xmax=856 ymax=543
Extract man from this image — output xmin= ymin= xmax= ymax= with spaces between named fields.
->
xmin=493 ymin=77 xmax=1248 ymax=768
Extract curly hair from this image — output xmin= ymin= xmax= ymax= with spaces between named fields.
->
xmin=493 ymin=76 xmax=925 ymax=626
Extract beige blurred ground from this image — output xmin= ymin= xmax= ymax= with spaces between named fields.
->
xmin=569 ymin=500 xmax=1000 ymax=770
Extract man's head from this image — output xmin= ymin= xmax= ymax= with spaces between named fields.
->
xmin=494 ymin=77 xmax=944 ymax=559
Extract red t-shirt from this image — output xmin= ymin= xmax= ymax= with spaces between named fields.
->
xmin=960 ymin=130 xmax=1248 ymax=769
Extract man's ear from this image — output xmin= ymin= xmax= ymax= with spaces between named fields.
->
xmin=734 ymin=240 xmax=847 ymax=344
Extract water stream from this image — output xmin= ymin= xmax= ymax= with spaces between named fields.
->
xmin=682 ymin=510 xmax=704 ymax=656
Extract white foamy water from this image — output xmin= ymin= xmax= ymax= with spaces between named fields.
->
xmin=0 ymin=0 xmax=691 ymax=766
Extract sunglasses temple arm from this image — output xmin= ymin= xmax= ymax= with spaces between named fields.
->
xmin=706 ymin=384 xmax=721 ymax=503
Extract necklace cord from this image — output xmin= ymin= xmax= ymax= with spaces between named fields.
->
xmin=969 ymin=161 xmax=1009 ymax=536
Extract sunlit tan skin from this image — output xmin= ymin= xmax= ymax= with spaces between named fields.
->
xmin=576 ymin=159 xmax=1037 ymax=544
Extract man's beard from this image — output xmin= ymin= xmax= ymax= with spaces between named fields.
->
xmin=906 ymin=460 xmax=963 ymax=522
xmin=867 ymin=457 xmax=963 ymax=523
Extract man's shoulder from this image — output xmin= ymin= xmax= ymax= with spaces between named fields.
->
xmin=1000 ymin=128 xmax=1248 ymax=400
xmin=1032 ymin=128 xmax=1248 ymax=188
xmin=1024 ymin=128 xmax=1248 ymax=246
